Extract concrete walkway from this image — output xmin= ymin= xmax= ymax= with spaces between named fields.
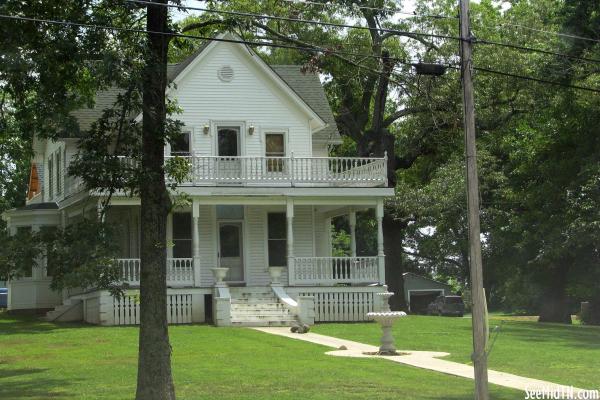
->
xmin=254 ymin=327 xmax=590 ymax=397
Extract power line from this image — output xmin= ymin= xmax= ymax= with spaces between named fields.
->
xmin=126 ymin=0 xmax=461 ymax=42
xmin=475 ymin=38 xmax=600 ymax=65
xmin=490 ymin=22 xmax=600 ymax=45
xmin=0 ymin=12 xmax=423 ymax=89
xmin=133 ymin=0 xmax=600 ymax=69
xmin=472 ymin=66 xmax=600 ymax=94
xmin=277 ymin=0 xmax=458 ymax=20
xmin=2 ymin=13 xmax=599 ymax=94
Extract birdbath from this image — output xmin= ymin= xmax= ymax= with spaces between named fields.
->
xmin=366 ymin=311 xmax=407 ymax=355
xmin=376 ymin=291 xmax=394 ymax=312
xmin=367 ymin=290 xmax=407 ymax=355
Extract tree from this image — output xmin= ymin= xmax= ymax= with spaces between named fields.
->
xmin=1 ymin=0 xmax=181 ymax=396
xmin=135 ymin=1 xmax=176 ymax=398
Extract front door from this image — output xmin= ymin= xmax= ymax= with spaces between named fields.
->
xmin=218 ymin=222 xmax=244 ymax=281
xmin=217 ymin=127 xmax=241 ymax=181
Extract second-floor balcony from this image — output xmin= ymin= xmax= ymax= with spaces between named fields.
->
xmin=167 ymin=155 xmax=388 ymax=188
xmin=55 ymin=154 xmax=387 ymax=201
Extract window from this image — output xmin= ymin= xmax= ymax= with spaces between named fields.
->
xmin=217 ymin=127 xmax=239 ymax=157
xmin=171 ymin=131 xmax=191 ymax=156
xmin=48 ymin=157 xmax=53 ymax=199
xmin=267 ymin=213 xmax=286 ymax=267
xmin=172 ymin=212 xmax=192 ymax=258
xmin=265 ymin=133 xmax=285 ymax=172
xmin=16 ymin=227 xmax=33 ymax=277
xmin=40 ymin=226 xmax=57 ymax=277
xmin=56 ymin=150 xmax=62 ymax=195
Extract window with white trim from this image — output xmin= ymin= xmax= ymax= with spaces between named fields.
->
xmin=48 ymin=156 xmax=53 ymax=199
xmin=55 ymin=150 xmax=62 ymax=195
xmin=172 ymin=212 xmax=192 ymax=258
xmin=171 ymin=131 xmax=191 ymax=156
xmin=267 ymin=213 xmax=287 ymax=267
xmin=265 ymin=133 xmax=285 ymax=172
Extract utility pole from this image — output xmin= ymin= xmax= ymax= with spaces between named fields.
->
xmin=458 ymin=1 xmax=489 ymax=399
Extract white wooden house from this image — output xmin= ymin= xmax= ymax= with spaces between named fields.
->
xmin=2 ymin=33 xmax=394 ymax=326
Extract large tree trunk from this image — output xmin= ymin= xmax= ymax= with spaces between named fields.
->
xmin=383 ymin=214 xmax=407 ymax=311
xmin=136 ymin=1 xmax=176 ymax=399
xmin=538 ymin=264 xmax=572 ymax=324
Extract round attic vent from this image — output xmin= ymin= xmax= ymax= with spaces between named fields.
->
xmin=217 ymin=65 xmax=234 ymax=82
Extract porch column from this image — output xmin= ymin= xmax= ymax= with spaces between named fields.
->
xmin=376 ymin=199 xmax=385 ymax=285
xmin=192 ymin=200 xmax=201 ymax=287
xmin=286 ymin=199 xmax=295 ymax=286
xmin=349 ymin=211 xmax=357 ymax=258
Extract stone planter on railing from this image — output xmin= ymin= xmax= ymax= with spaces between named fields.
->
xmin=210 ymin=267 xmax=229 ymax=287
xmin=268 ymin=266 xmax=285 ymax=286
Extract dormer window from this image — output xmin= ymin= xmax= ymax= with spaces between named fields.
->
xmin=171 ymin=131 xmax=191 ymax=156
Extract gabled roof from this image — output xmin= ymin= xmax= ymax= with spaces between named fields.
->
xmin=402 ymin=272 xmax=452 ymax=288
xmin=67 ymin=34 xmax=340 ymax=143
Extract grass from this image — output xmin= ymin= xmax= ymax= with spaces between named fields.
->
xmin=311 ymin=315 xmax=600 ymax=389
xmin=0 ymin=312 xmax=521 ymax=400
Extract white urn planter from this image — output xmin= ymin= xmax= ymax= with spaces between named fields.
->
xmin=268 ymin=266 xmax=285 ymax=285
xmin=211 ymin=267 xmax=229 ymax=286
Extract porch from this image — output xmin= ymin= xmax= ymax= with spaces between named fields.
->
xmin=107 ymin=198 xmax=387 ymax=289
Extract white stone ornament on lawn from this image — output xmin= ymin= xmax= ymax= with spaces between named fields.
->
xmin=367 ymin=290 xmax=407 ymax=355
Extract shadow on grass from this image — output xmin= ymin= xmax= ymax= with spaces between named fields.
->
xmin=0 ymin=311 xmax=107 ymax=335
xmin=0 ymin=375 xmax=76 ymax=399
xmin=456 ymin=320 xmax=600 ymax=350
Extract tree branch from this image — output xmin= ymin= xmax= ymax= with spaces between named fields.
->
xmin=402 ymin=249 xmax=464 ymax=268
xmin=383 ymin=107 xmax=428 ymax=127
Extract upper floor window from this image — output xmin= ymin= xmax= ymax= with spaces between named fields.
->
xmin=265 ymin=133 xmax=285 ymax=172
xmin=48 ymin=157 xmax=53 ymax=199
xmin=218 ymin=127 xmax=240 ymax=157
xmin=171 ymin=131 xmax=191 ymax=156
xmin=55 ymin=150 xmax=62 ymax=195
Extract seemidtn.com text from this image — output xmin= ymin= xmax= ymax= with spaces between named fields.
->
xmin=525 ymin=386 xmax=599 ymax=400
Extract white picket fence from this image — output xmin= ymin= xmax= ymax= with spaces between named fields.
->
xmin=112 ymin=293 xmax=193 ymax=325
xmin=289 ymin=287 xmax=382 ymax=322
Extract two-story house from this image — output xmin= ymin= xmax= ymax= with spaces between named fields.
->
xmin=3 ymin=33 xmax=394 ymax=326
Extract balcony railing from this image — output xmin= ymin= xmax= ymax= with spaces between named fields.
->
xmin=118 ymin=258 xmax=194 ymax=287
xmin=175 ymin=155 xmax=387 ymax=187
xmin=292 ymin=256 xmax=380 ymax=285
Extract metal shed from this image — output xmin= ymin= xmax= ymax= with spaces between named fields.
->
xmin=403 ymin=272 xmax=452 ymax=314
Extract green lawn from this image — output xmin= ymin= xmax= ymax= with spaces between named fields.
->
xmin=0 ymin=312 xmax=521 ymax=400
xmin=312 ymin=315 xmax=600 ymax=389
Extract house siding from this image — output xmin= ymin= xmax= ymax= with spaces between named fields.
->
xmin=198 ymin=205 xmax=217 ymax=286
xmin=172 ymin=42 xmax=312 ymax=158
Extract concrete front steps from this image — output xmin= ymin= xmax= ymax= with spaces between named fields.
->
xmin=229 ymin=288 xmax=298 ymax=327
xmin=44 ymin=297 xmax=83 ymax=322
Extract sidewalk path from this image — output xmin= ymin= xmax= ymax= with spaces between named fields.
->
xmin=254 ymin=327 xmax=589 ymax=397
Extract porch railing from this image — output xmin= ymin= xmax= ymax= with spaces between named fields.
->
xmin=117 ymin=258 xmax=194 ymax=287
xmin=292 ymin=256 xmax=380 ymax=285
